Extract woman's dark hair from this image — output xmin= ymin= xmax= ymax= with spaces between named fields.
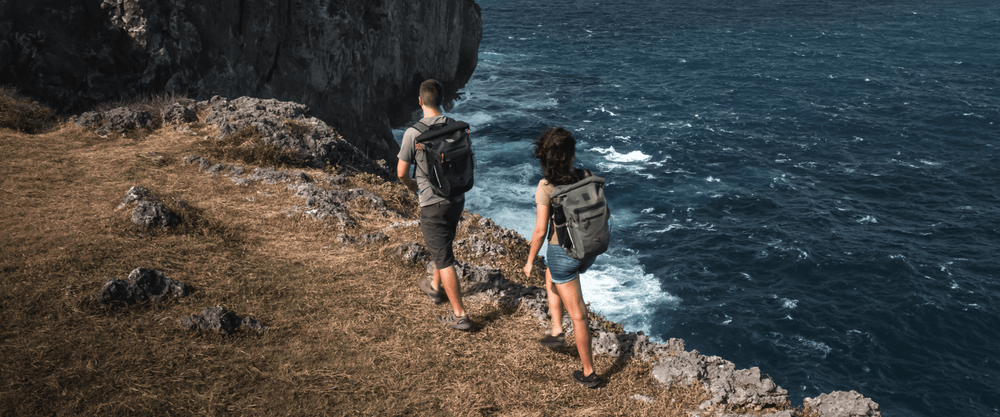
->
xmin=532 ymin=127 xmax=577 ymax=185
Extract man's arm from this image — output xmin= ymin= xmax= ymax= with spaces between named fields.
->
xmin=397 ymin=158 xmax=418 ymax=193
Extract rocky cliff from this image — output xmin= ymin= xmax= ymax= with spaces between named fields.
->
xmin=0 ymin=0 xmax=481 ymax=162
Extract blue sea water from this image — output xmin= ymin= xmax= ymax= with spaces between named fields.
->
xmin=398 ymin=1 xmax=1000 ymax=415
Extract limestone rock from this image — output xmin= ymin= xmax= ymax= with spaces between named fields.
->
xmin=119 ymin=185 xmax=178 ymax=228
xmin=804 ymin=391 xmax=882 ymax=417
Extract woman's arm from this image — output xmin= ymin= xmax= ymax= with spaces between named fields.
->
xmin=524 ymin=203 xmax=551 ymax=278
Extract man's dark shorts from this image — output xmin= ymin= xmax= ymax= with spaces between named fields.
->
xmin=420 ymin=198 xmax=465 ymax=270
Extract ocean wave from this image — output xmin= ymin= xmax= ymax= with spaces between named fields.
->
xmin=590 ymin=146 xmax=653 ymax=163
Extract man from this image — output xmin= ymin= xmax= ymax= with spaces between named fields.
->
xmin=397 ymin=79 xmax=471 ymax=331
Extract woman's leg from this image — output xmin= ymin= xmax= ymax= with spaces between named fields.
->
xmin=556 ymin=275 xmax=594 ymax=376
xmin=545 ymin=268 xmax=564 ymax=336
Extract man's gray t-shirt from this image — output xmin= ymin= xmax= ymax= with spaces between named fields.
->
xmin=397 ymin=115 xmax=467 ymax=207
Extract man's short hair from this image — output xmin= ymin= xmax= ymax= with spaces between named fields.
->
xmin=419 ymin=79 xmax=444 ymax=108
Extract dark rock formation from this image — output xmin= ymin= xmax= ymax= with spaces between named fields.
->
xmin=179 ymin=305 xmax=269 ymax=335
xmin=76 ymin=107 xmax=156 ymax=137
xmin=1 ymin=0 xmax=482 ymax=162
xmin=96 ymin=267 xmax=190 ymax=305
xmin=160 ymin=102 xmax=198 ymax=125
xmin=118 ymin=185 xmax=178 ymax=228
xmin=395 ymin=242 xmax=430 ymax=264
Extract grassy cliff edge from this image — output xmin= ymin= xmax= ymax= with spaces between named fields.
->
xmin=1 ymin=92 xmax=872 ymax=416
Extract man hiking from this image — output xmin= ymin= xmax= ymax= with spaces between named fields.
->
xmin=397 ymin=79 xmax=473 ymax=331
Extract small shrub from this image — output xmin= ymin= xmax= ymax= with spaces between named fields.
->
xmin=0 ymin=86 xmax=58 ymax=134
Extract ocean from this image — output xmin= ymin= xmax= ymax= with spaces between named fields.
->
xmin=397 ymin=1 xmax=999 ymax=415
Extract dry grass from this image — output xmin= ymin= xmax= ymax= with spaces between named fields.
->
xmin=1 ymin=119 xmax=714 ymax=416
xmin=0 ymin=86 xmax=59 ymax=134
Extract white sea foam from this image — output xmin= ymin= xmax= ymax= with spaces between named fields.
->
xmin=857 ymin=215 xmax=878 ymax=224
xmin=591 ymin=146 xmax=652 ymax=163
xmin=580 ymin=254 xmax=681 ymax=341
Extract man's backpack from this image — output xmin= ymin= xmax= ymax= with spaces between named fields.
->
xmin=550 ymin=169 xmax=610 ymax=260
xmin=412 ymin=119 xmax=475 ymax=198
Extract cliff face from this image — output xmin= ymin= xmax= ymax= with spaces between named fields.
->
xmin=0 ymin=0 xmax=482 ymax=162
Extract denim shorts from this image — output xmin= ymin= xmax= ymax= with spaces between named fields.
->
xmin=546 ymin=243 xmax=597 ymax=284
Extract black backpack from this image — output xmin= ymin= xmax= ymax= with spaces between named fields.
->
xmin=412 ymin=119 xmax=475 ymax=198
xmin=550 ymin=169 xmax=610 ymax=259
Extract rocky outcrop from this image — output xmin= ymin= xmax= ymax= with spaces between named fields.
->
xmin=0 ymin=0 xmax=482 ymax=162
xmin=96 ymin=267 xmax=190 ymax=305
xmin=804 ymin=391 xmax=882 ymax=417
xmin=179 ymin=305 xmax=269 ymax=335
xmin=118 ymin=185 xmax=179 ymax=228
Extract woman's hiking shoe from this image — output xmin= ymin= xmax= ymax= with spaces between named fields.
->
xmin=573 ymin=370 xmax=603 ymax=388
xmin=438 ymin=312 xmax=472 ymax=331
xmin=539 ymin=332 xmax=565 ymax=348
xmin=418 ymin=276 xmax=445 ymax=304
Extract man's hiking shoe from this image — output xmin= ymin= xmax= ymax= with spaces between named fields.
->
xmin=418 ymin=276 xmax=445 ymax=304
xmin=438 ymin=312 xmax=472 ymax=331
xmin=539 ymin=332 xmax=565 ymax=348
xmin=573 ymin=370 xmax=603 ymax=388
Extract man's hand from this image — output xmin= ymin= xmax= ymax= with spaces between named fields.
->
xmin=523 ymin=262 xmax=533 ymax=278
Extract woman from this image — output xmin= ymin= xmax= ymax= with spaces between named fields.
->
xmin=522 ymin=127 xmax=602 ymax=388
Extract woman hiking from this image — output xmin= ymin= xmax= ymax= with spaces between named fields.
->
xmin=522 ymin=127 xmax=603 ymax=388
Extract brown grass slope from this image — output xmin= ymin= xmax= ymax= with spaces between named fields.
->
xmin=0 ymin=107 xmax=713 ymax=415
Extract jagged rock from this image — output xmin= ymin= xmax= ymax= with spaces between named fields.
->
xmin=426 ymin=260 xmax=509 ymax=296
xmin=248 ymin=167 xmax=293 ymax=184
xmin=804 ymin=391 xmax=881 ymax=417
xmin=202 ymin=96 xmax=387 ymax=175
xmin=183 ymin=155 xmax=211 ymax=170
xmin=206 ymin=163 xmax=229 ymax=176
xmin=83 ymin=107 xmax=154 ymax=136
xmin=291 ymin=183 xmax=398 ymax=226
xmin=74 ymin=111 xmax=104 ymax=128
xmin=652 ymin=350 xmax=789 ymax=413
xmin=455 ymin=235 xmax=508 ymax=258
xmin=131 ymin=200 xmax=176 ymax=228
xmin=1 ymin=0 xmax=482 ymax=163
xmin=96 ymin=267 xmax=190 ymax=305
xmin=396 ymin=242 xmax=430 ymax=264
xmin=160 ymin=102 xmax=198 ymax=124
xmin=178 ymin=305 xmax=268 ymax=335
xmin=119 ymin=185 xmax=177 ymax=228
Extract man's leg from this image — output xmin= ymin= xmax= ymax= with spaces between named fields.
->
xmin=438 ymin=265 xmax=465 ymax=317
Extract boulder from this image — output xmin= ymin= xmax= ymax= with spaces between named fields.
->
xmin=804 ymin=391 xmax=882 ymax=417
xmin=96 ymin=267 xmax=190 ymax=305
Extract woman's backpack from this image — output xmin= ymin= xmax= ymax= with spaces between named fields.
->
xmin=413 ymin=119 xmax=475 ymax=198
xmin=549 ymin=169 xmax=610 ymax=259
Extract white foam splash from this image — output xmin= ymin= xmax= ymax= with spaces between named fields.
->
xmin=580 ymin=254 xmax=681 ymax=340
xmin=857 ymin=215 xmax=878 ymax=224
xmin=590 ymin=146 xmax=652 ymax=163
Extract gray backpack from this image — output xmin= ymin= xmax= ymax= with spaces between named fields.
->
xmin=550 ymin=169 xmax=610 ymax=259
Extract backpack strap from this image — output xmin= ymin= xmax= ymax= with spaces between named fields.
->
xmin=412 ymin=121 xmax=430 ymax=133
